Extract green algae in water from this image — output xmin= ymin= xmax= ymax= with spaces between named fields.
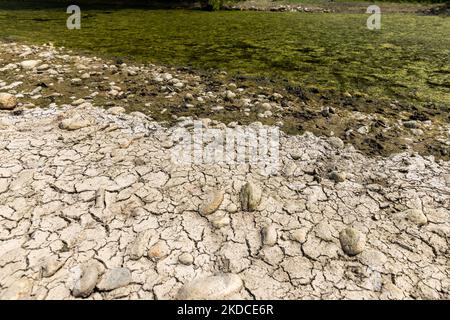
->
xmin=0 ymin=8 xmax=449 ymax=106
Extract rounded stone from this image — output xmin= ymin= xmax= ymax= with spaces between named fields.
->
xmin=71 ymin=263 xmax=100 ymax=298
xmin=0 ymin=93 xmax=17 ymax=110
xmin=339 ymin=227 xmax=366 ymax=256
xmin=20 ymin=60 xmax=41 ymax=70
xmin=178 ymin=253 xmax=194 ymax=266
xmin=328 ymin=171 xmax=347 ymax=183
xmin=225 ymin=90 xmax=236 ymax=100
xmin=148 ymin=241 xmax=170 ymax=260
xmin=199 ymin=190 xmax=224 ymax=216
xmin=107 ymin=106 xmax=126 ymax=115
xmin=291 ymin=228 xmax=308 ymax=243
xmin=262 ymin=225 xmax=277 ymax=246
xmin=405 ymin=209 xmax=428 ymax=226
xmin=211 ymin=215 xmax=231 ymax=228
xmin=96 ymin=268 xmax=132 ymax=291
xmin=240 ymin=182 xmax=262 ymax=212
xmin=176 ymin=274 xmax=243 ymax=300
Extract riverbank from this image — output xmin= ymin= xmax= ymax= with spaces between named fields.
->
xmin=1 ymin=0 xmax=447 ymax=15
xmin=226 ymin=1 xmax=449 ymax=15
xmin=1 ymin=41 xmax=449 ymax=160
xmin=0 ymin=41 xmax=449 ymax=300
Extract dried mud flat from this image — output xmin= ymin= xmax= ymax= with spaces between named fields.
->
xmin=0 ymin=42 xmax=449 ymax=300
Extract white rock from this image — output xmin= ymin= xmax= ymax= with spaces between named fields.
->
xmin=211 ymin=215 xmax=231 ymax=228
xmin=178 ymin=253 xmax=194 ymax=266
xmin=404 ymin=209 xmax=428 ymax=226
xmin=199 ymin=190 xmax=224 ymax=216
xmin=262 ymin=225 xmax=277 ymax=246
xmin=59 ymin=113 xmax=93 ymax=130
xmin=20 ymin=60 xmax=41 ymax=70
xmin=339 ymin=227 xmax=366 ymax=256
xmin=70 ymin=262 xmax=101 ymax=298
xmin=96 ymin=268 xmax=131 ymax=291
xmin=0 ymin=93 xmax=17 ymax=110
xmin=107 ymin=106 xmax=126 ymax=115
xmin=176 ymin=274 xmax=243 ymax=300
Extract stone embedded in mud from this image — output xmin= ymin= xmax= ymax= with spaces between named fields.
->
xmin=176 ymin=274 xmax=243 ymax=300
xmin=199 ymin=189 xmax=224 ymax=216
xmin=240 ymin=182 xmax=262 ymax=212
xmin=291 ymin=228 xmax=308 ymax=243
xmin=59 ymin=114 xmax=92 ymax=130
xmin=41 ymin=256 xmax=64 ymax=278
xmin=262 ymin=225 xmax=277 ymax=246
xmin=328 ymin=170 xmax=347 ymax=183
xmin=178 ymin=253 xmax=194 ymax=266
xmin=71 ymin=262 xmax=101 ymax=298
xmin=107 ymin=106 xmax=126 ymax=115
xmin=148 ymin=240 xmax=170 ymax=260
xmin=19 ymin=60 xmax=41 ymax=70
xmin=96 ymin=268 xmax=132 ymax=291
xmin=339 ymin=227 xmax=366 ymax=256
xmin=129 ymin=230 xmax=153 ymax=260
xmin=404 ymin=209 xmax=428 ymax=226
xmin=211 ymin=215 xmax=231 ymax=228
xmin=0 ymin=93 xmax=17 ymax=110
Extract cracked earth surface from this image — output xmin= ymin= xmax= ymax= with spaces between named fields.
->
xmin=0 ymin=42 xmax=449 ymax=300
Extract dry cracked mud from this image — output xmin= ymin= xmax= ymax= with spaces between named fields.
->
xmin=0 ymin=41 xmax=449 ymax=300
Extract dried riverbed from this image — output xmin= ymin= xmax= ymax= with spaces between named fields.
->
xmin=0 ymin=41 xmax=449 ymax=300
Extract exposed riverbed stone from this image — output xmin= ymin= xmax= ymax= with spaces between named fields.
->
xmin=339 ymin=227 xmax=366 ymax=256
xmin=107 ymin=106 xmax=126 ymax=115
xmin=96 ymin=268 xmax=132 ymax=291
xmin=176 ymin=274 xmax=243 ymax=300
xmin=20 ymin=60 xmax=41 ymax=70
xmin=240 ymin=182 xmax=262 ymax=211
xmin=211 ymin=215 xmax=231 ymax=228
xmin=261 ymin=225 xmax=277 ymax=246
xmin=59 ymin=114 xmax=93 ymax=130
xmin=148 ymin=241 xmax=170 ymax=260
xmin=129 ymin=230 xmax=153 ymax=260
xmin=404 ymin=209 xmax=428 ymax=226
xmin=70 ymin=262 xmax=101 ymax=298
xmin=0 ymin=93 xmax=17 ymax=110
xmin=178 ymin=253 xmax=194 ymax=266
xmin=199 ymin=189 xmax=224 ymax=216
